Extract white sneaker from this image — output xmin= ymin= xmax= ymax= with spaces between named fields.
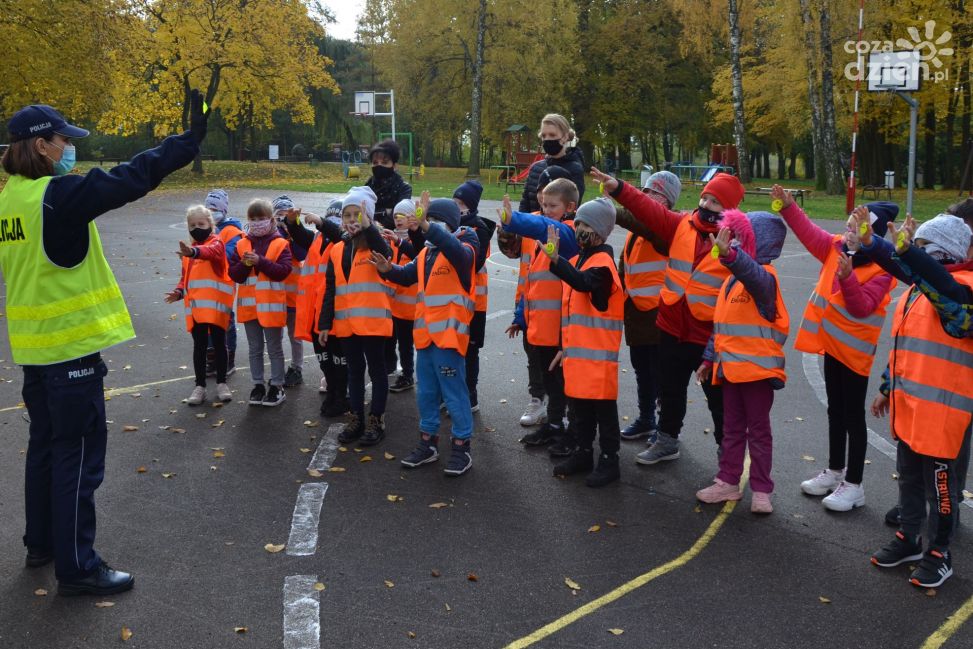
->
xmin=216 ymin=383 xmax=233 ymax=403
xmin=187 ymin=385 xmax=206 ymax=406
xmin=823 ymin=481 xmax=866 ymax=512
xmin=519 ymin=397 xmax=547 ymax=426
xmin=800 ymin=468 xmax=844 ymax=496
xmin=319 ymin=376 xmax=328 ymax=394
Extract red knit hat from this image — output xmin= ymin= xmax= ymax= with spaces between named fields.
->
xmin=701 ymin=173 xmax=745 ymax=210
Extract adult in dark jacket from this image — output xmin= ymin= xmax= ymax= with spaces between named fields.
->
xmin=365 ymin=138 xmax=412 ymax=229
xmin=518 ymin=113 xmax=586 ymax=213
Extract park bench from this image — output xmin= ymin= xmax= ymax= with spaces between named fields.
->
xmin=745 ymin=186 xmax=809 ymax=207
xmin=860 ymin=184 xmax=892 ymax=200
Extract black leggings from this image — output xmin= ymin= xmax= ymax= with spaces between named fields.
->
xmin=313 ymin=335 xmax=348 ymax=399
xmin=823 ymin=353 xmax=870 ymax=484
xmin=192 ymin=323 xmax=226 ymax=386
xmin=657 ymin=331 xmax=723 ymax=445
xmin=344 ymin=335 xmax=388 ymax=416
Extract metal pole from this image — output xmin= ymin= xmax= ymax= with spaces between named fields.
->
xmin=897 ymin=91 xmax=918 ymax=215
xmin=389 ymin=89 xmax=396 ymax=142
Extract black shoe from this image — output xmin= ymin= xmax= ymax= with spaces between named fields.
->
xmin=401 ymin=437 xmax=439 ymax=468
xmin=910 ymin=549 xmax=953 ymax=588
xmin=248 ymin=384 xmax=266 ymax=406
xmin=389 ymin=375 xmax=415 ymax=393
xmin=262 ymin=384 xmax=286 ymax=407
xmin=553 ymin=448 xmax=594 ymax=477
xmin=58 ymin=562 xmax=134 ymax=597
xmin=283 ymin=366 xmax=303 ymax=387
xmin=322 ymin=396 xmax=351 ymax=418
xmin=359 ymin=414 xmax=386 ymax=446
xmin=586 ymin=453 xmax=621 ymax=487
xmin=519 ymin=423 xmax=562 ymax=446
xmin=885 ymin=505 xmax=901 ymax=527
xmin=338 ymin=413 xmax=365 ymax=444
xmin=25 ymin=547 xmax=53 ymax=568
xmin=548 ymin=437 xmax=576 ymax=457
xmin=871 ymin=531 xmax=924 ymax=568
xmin=444 ymin=439 xmax=472 ymax=476
xmin=620 ymin=418 xmax=657 ymax=441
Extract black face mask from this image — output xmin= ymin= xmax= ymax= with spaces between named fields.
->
xmin=697 ymin=207 xmax=721 ymax=224
xmin=542 ymin=139 xmax=564 ymax=156
xmin=576 ymin=229 xmax=593 ymax=248
xmin=190 ymin=227 xmax=212 ymax=242
xmin=372 ymin=165 xmax=394 ymax=181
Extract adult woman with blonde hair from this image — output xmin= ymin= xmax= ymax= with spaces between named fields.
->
xmin=518 ymin=113 xmax=586 ymax=213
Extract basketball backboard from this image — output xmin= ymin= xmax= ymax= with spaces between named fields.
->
xmin=353 ymin=91 xmax=375 ymax=116
xmin=867 ymin=50 xmax=921 ymax=92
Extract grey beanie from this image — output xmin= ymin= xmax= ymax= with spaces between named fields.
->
xmin=914 ymin=214 xmax=971 ymax=263
xmin=748 ymin=211 xmax=787 ymax=263
xmin=642 ymin=171 xmax=682 ymax=208
xmin=574 ymin=197 xmax=616 ymax=241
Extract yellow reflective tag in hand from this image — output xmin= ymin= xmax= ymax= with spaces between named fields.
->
xmin=599 ymin=182 xmax=605 ymax=195
xmin=771 ymin=199 xmax=783 ymax=213
xmin=416 ymin=207 xmax=424 ymax=220
xmin=544 ymin=242 xmax=555 ymax=255
xmin=859 ymin=222 xmax=868 ymax=236
xmin=711 ymin=245 xmax=720 ymax=259
xmin=897 ymin=232 xmax=906 ymax=248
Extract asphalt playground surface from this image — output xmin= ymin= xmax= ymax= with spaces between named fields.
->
xmin=0 ymin=188 xmax=971 ymax=649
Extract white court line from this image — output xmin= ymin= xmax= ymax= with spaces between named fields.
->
xmin=286 ymin=483 xmax=329 ymax=556
xmin=801 ymin=352 xmax=973 ymax=509
xmin=283 ymin=575 xmax=321 ymax=649
xmin=308 ymin=424 xmax=343 ymax=471
xmin=486 ymin=309 xmax=513 ymax=322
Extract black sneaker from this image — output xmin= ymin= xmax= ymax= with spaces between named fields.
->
xmin=25 ymin=547 xmax=53 ymax=568
xmin=871 ymin=531 xmax=924 ymax=568
xmin=586 ymin=453 xmax=620 ymax=488
xmin=885 ymin=505 xmax=901 ymax=527
xmin=548 ymin=437 xmax=576 ymax=458
xmin=620 ymin=418 xmax=657 ymax=441
xmin=402 ymin=437 xmax=439 ymax=468
xmin=553 ymin=448 xmax=594 ymax=477
xmin=338 ymin=413 xmax=364 ymax=444
xmin=263 ymin=384 xmax=286 ymax=407
xmin=57 ymin=561 xmax=134 ymax=597
xmin=359 ymin=414 xmax=386 ymax=446
xmin=322 ymin=396 xmax=351 ymax=418
xmin=910 ymin=549 xmax=953 ymax=588
xmin=519 ymin=423 xmax=562 ymax=446
xmin=248 ymin=384 xmax=267 ymax=406
xmin=444 ymin=439 xmax=472 ymax=476
xmin=389 ymin=375 xmax=415 ymax=393
xmin=283 ymin=366 xmax=303 ymax=387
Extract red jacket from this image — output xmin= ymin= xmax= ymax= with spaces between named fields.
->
xmin=175 ymin=235 xmax=226 ymax=293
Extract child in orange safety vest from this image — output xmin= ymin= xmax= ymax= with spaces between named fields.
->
xmin=542 ymin=198 xmax=625 ymax=487
xmin=228 ymin=198 xmax=293 ymax=407
xmin=385 ymin=199 xmax=419 ymax=393
xmin=694 ymin=210 xmax=789 ymax=514
xmin=857 ymin=211 xmax=973 ymax=589
xmin=165 ymin=205 xmax=235 ymax=406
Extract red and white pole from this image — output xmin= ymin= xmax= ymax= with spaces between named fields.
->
xmin=846 ymin=0 xmax=865 ymax=214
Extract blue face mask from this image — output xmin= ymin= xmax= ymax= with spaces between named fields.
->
xmin=48 ymin=142 xmax=76 ymax=175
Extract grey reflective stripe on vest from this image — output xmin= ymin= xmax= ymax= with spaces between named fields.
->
xmin=627 ymin=261 xmax=667 ymax=274
xmin=893 ymin=375 xmax=973 ymax=412
xmin=528 ymin=270 xmax=559 ymax=283
xmin=185 ymin=300 xmax=233 ymax=314
xmin=687 ymin=294 xmax=718 ymax=308
xmin=476 ymin=285 xmax=488 ymax=295
xmin=626 ymin=285 xmax=662 ymax=298
xmin=238 ymin=297 xmax=257 ymax=307
xmin=256 ymin=281 xmax=286 ymax=291
xmin=187 ymin=279 xmax=234 ymax=295
xmin=821 ymin=318 xmax=876 ymax=356
xmin=800 ymin=318 xmax=820 ymax=336
xmin=256 ymin=303 xmax=286 ymax=313
xmin=808 ymin=290 xmax=827 ymax=309
xmin=424 ymin=294 xmax=475 ymax=310
xmin=829 ymin=301 xmax=885 ymax=327
xmin=335 ymin=307 xmax=392 ymax=320
xmin=284 ymin=284 xmax=298 ymax=293
xmin=527 ymin=299 xmax=561 ymax=312
xmin=520 ymin=253 xmax=531 ymax=264
xmin=669 ymin=258 xmax=693 ymax=273
xmin=336 ymin=282 xmax=390 ymax=296
xmin=689 ymin=269 xmax=726 ymax=289
xmin=664 ymin=275 xmax=685 ymax=297
xmin=315 ymin=263 xmax=329 ymax=273
xmin=563 ymin=347 xmax=619 ymax=362
xmin=394 ymin=293 xmax=418 ymax=305
xmin=244 ymin=276 xmax=258 ymax=286
xmin=898 ymin=335 xmax=973 ymax=368
xmin=714 ymin=322 xmax=787 ymax=345
xmin=716 ymin=350 xmax=785 ymax=370
xmin=565 ymin=314 xmax=624 ymax=332
xmin=428 ymin=318 xmax=471 ymax=335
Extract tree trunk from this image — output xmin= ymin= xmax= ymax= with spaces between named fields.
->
xmin=662 ymin=127 xmax=673 ymax=165
xmin=728 ymin=0 xmax=751 ymax=184
xmin=789 ymin=147 xmax=798 ymax=180
xmin=924 ymin=105 xmax=937 ymax=189
xmin=762 ymin=147 xmax=770 ymax=180
xmin=571 ymin=0 xmax=595 ymax=167
xmin=798 ymin=0 xmax=823 ymax=184
xmin=817 ymin=0 xmax=845 ymax=194
xmin=466 ymin=0 xmax=487 ymax=177
xmin=777 ymin=143 xmax=786 ymax=179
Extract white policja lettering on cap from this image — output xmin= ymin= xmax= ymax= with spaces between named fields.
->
xmin=28 ymin=122 xmax=52 ymax=133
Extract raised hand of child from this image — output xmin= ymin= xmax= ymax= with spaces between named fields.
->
xmin=284 ymin=208 xmax=302 ymax=224
xmin=589 ymin=167 xmax=618 ymax=195
xmin=505 ymin=324 xmax=522 ymax=338
xmin=903 ymin=213 xmax=917 ymax=240
xmin=303 ymin=211 xmax=322 ymax=227
xmin=367 ymin=250 xmax=393 ymax=273
xmin=419 ymin=190 xmax=431 ymax=216
xmin=358 ymin=203 xmax=372 ymax=229
xmin=769 ymin=184 xmax=794 ymax=210
xmin=177 ymin=240 xmax=195 ymax=257
xmin=163 ymin=289 xmax=181 ymax=304
xmin=850 ymin=205 xmax=873 ymax=246
xmin=709 ymin=226 xmax=732 ymax=257
xmin=870 ymin=394 xmax=890 ymax=418
xmin=499 ymin=194 xmax=512 ymax=224
xmin=836 ymin=251 xmax=853 ymax=279
xmin=887 ymin=220 xmax=912 ymax=254
xmin=543 ymin=224 xmax=560 ymax=260
xmin=548 ymin=350 xmax=563 ymax=372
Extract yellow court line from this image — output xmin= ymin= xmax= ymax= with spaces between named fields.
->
xmin=504 ymin=455 xmax=751 ymax=649
xmin=920 ymin=593 xmax=973 ymax=649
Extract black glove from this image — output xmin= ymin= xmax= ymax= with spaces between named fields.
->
xmin=189 ymin=89 xmax=208 ymax=144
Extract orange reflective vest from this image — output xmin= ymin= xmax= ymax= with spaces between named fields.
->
xmin=390 ymin=239 xmax=418 ymax=320
xmin=561 ymin=251 xmax=625 ymax=400
xmin=660 ymin=217 xmax=731 ymax=321
xmin=515 ymin=237 xmax=534 ymax=306
xmin=181 ymin=236 xmax=235 ymax=332
xmin=622 ymin=232 xmax=667 ymax=311
xmin=284 ymin=255 xmax=302 ymax=309
xmin=330 ymin=240 xmax=394 ymax=338
xmin=794 ymin=235 xmax=895 ymax=376
xmin=414 ymin=244 xmax=477 ymax=355
xmin=474 ymin=241 xmax=490 ymax=312
xmin=218 ymin=223 xmax=244 ymax=249
xmin=236 ymin=237 xmax=289 ymax=327
xmin=294 ymin=235 xmax=332 ymax=342
xmin=712 ymin=265 xmax=790 ymax=384
xmin=888 ymin=272 xmax=973 ymax=459
xmin=525 ymin=220 xmax=575 ymax=347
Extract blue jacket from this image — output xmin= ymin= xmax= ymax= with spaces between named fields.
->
xmin=382 ymin=224 xmax=479 ymax=293
xmin=216 ymin=216 xmax=243 ymax=260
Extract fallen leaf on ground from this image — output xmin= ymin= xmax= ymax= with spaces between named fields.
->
xmin=588 ymin=525 xmax=601 ymax=533
xmin=212 ymin=450 xmax=225 ymax=458
xmin=703 ymin=427 xmax=712 ymax=434
xmin=136 ymin=466 xmax=147 ymax=473
xmin=605 ymin=520 xmax=619 ymax=528
xmin=313 ymin=582 xmax=326 ymax=591
xmin=338 ymin=446 xmax=348 ymax=452
xmin=121 ymin=627 xmax=133 ymax=641
xmin=467 ymin=573 xmax=478 ymax=582
xmin=300 ymin=448 xmax=312 ymax=454
xmin=303 ymin=420 xmax=319 ymax=427
xmin=621 ymin=416 xmax=629 ymax=422
xmin=34 ymin=588 xmax=47 ymax=596
xmin=131 ymin=393 xmax=141 ymax=399
xmin=210 ymin=420 xmax=225 ymax=428
xmin=384 ymin=452 xmax=395 ymax=460
xmin=407 ymin=631 xmax=416 ymax=639
xmin=608 ymin=628 xmax=624 ymax=636
xmin=122 ymin=425 xmax=139 ymax=432
xmin=161 ymin=472 xmax=175 ymax=479
xmin=264 ymin=543 xmax=286 ymax=554
xmin=818 ymin=596 xmax=831 ymax=604
xmin=795 ymin=417 xmax=804 ymax=421
xmin=95 ymin=601 xmax=115 ymax=608
xmin=234 ymin=626 xmax=248 ymax=633
xmin=384 ymin=580 xmax=395 ymax=588
xmin=499 ymin=399 xmax=508 ymax=403
xmin=802 ymin=455 xmax=815 ymax=462
xmin=387 ymin=494 xmax=403 ymax=503
xmin=195 ymin=413 xmax=206 ymax=419
xmin=564 ymin=577 xmax=581 ymax=590
xmin=329 ymin=467 xmax=346 ymax=473
xmin=360 ymin=455 xmax=373 ymax=463
xmin=693 ymin=505 xmax=702 ymax=513
xmin=430 ymin=569 xmax=441 ymax=578
xmin=123 ymin=364 xmax=132 ymax=370
xmin=429 ymin=502 xmax=450 ymax=509
xmin=892 ymin=473 xmax=899 ymax=480
xmin=864 ymin=459 xmax=872 ymax=465
xmin=307 ymin=469 xmax=324 ymax=477
xmin=483 ymin=426 xmax=496 ymax=433
xmin=170 ymin=428 xmax=186 ymax=434
xmin=445 ymin=602 xmax=452 ymax=611
xmin=926 ymin=588 xmax=937 ymax=597
xmin=963 ymin=490 xmax=973 ymax=500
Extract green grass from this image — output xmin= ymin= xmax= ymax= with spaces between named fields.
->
xmin=2 ymin=160 xmax=963 ymax=221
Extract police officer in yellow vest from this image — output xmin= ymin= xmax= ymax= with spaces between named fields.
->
xmin=0 ymin=92 xmax=208 ymax=596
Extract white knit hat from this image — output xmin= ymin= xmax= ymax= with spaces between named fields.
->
xmin=914 ymin=214 xmax=971 ymax=263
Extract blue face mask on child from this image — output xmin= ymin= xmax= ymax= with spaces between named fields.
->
xmin=48 ymin=142 xmax=76 ymax=175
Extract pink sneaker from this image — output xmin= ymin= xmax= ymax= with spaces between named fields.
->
xmin=696 ymin=479 xmax=742 ymax=503
xmin=751 ymin=491 xmax=773 ymax=514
